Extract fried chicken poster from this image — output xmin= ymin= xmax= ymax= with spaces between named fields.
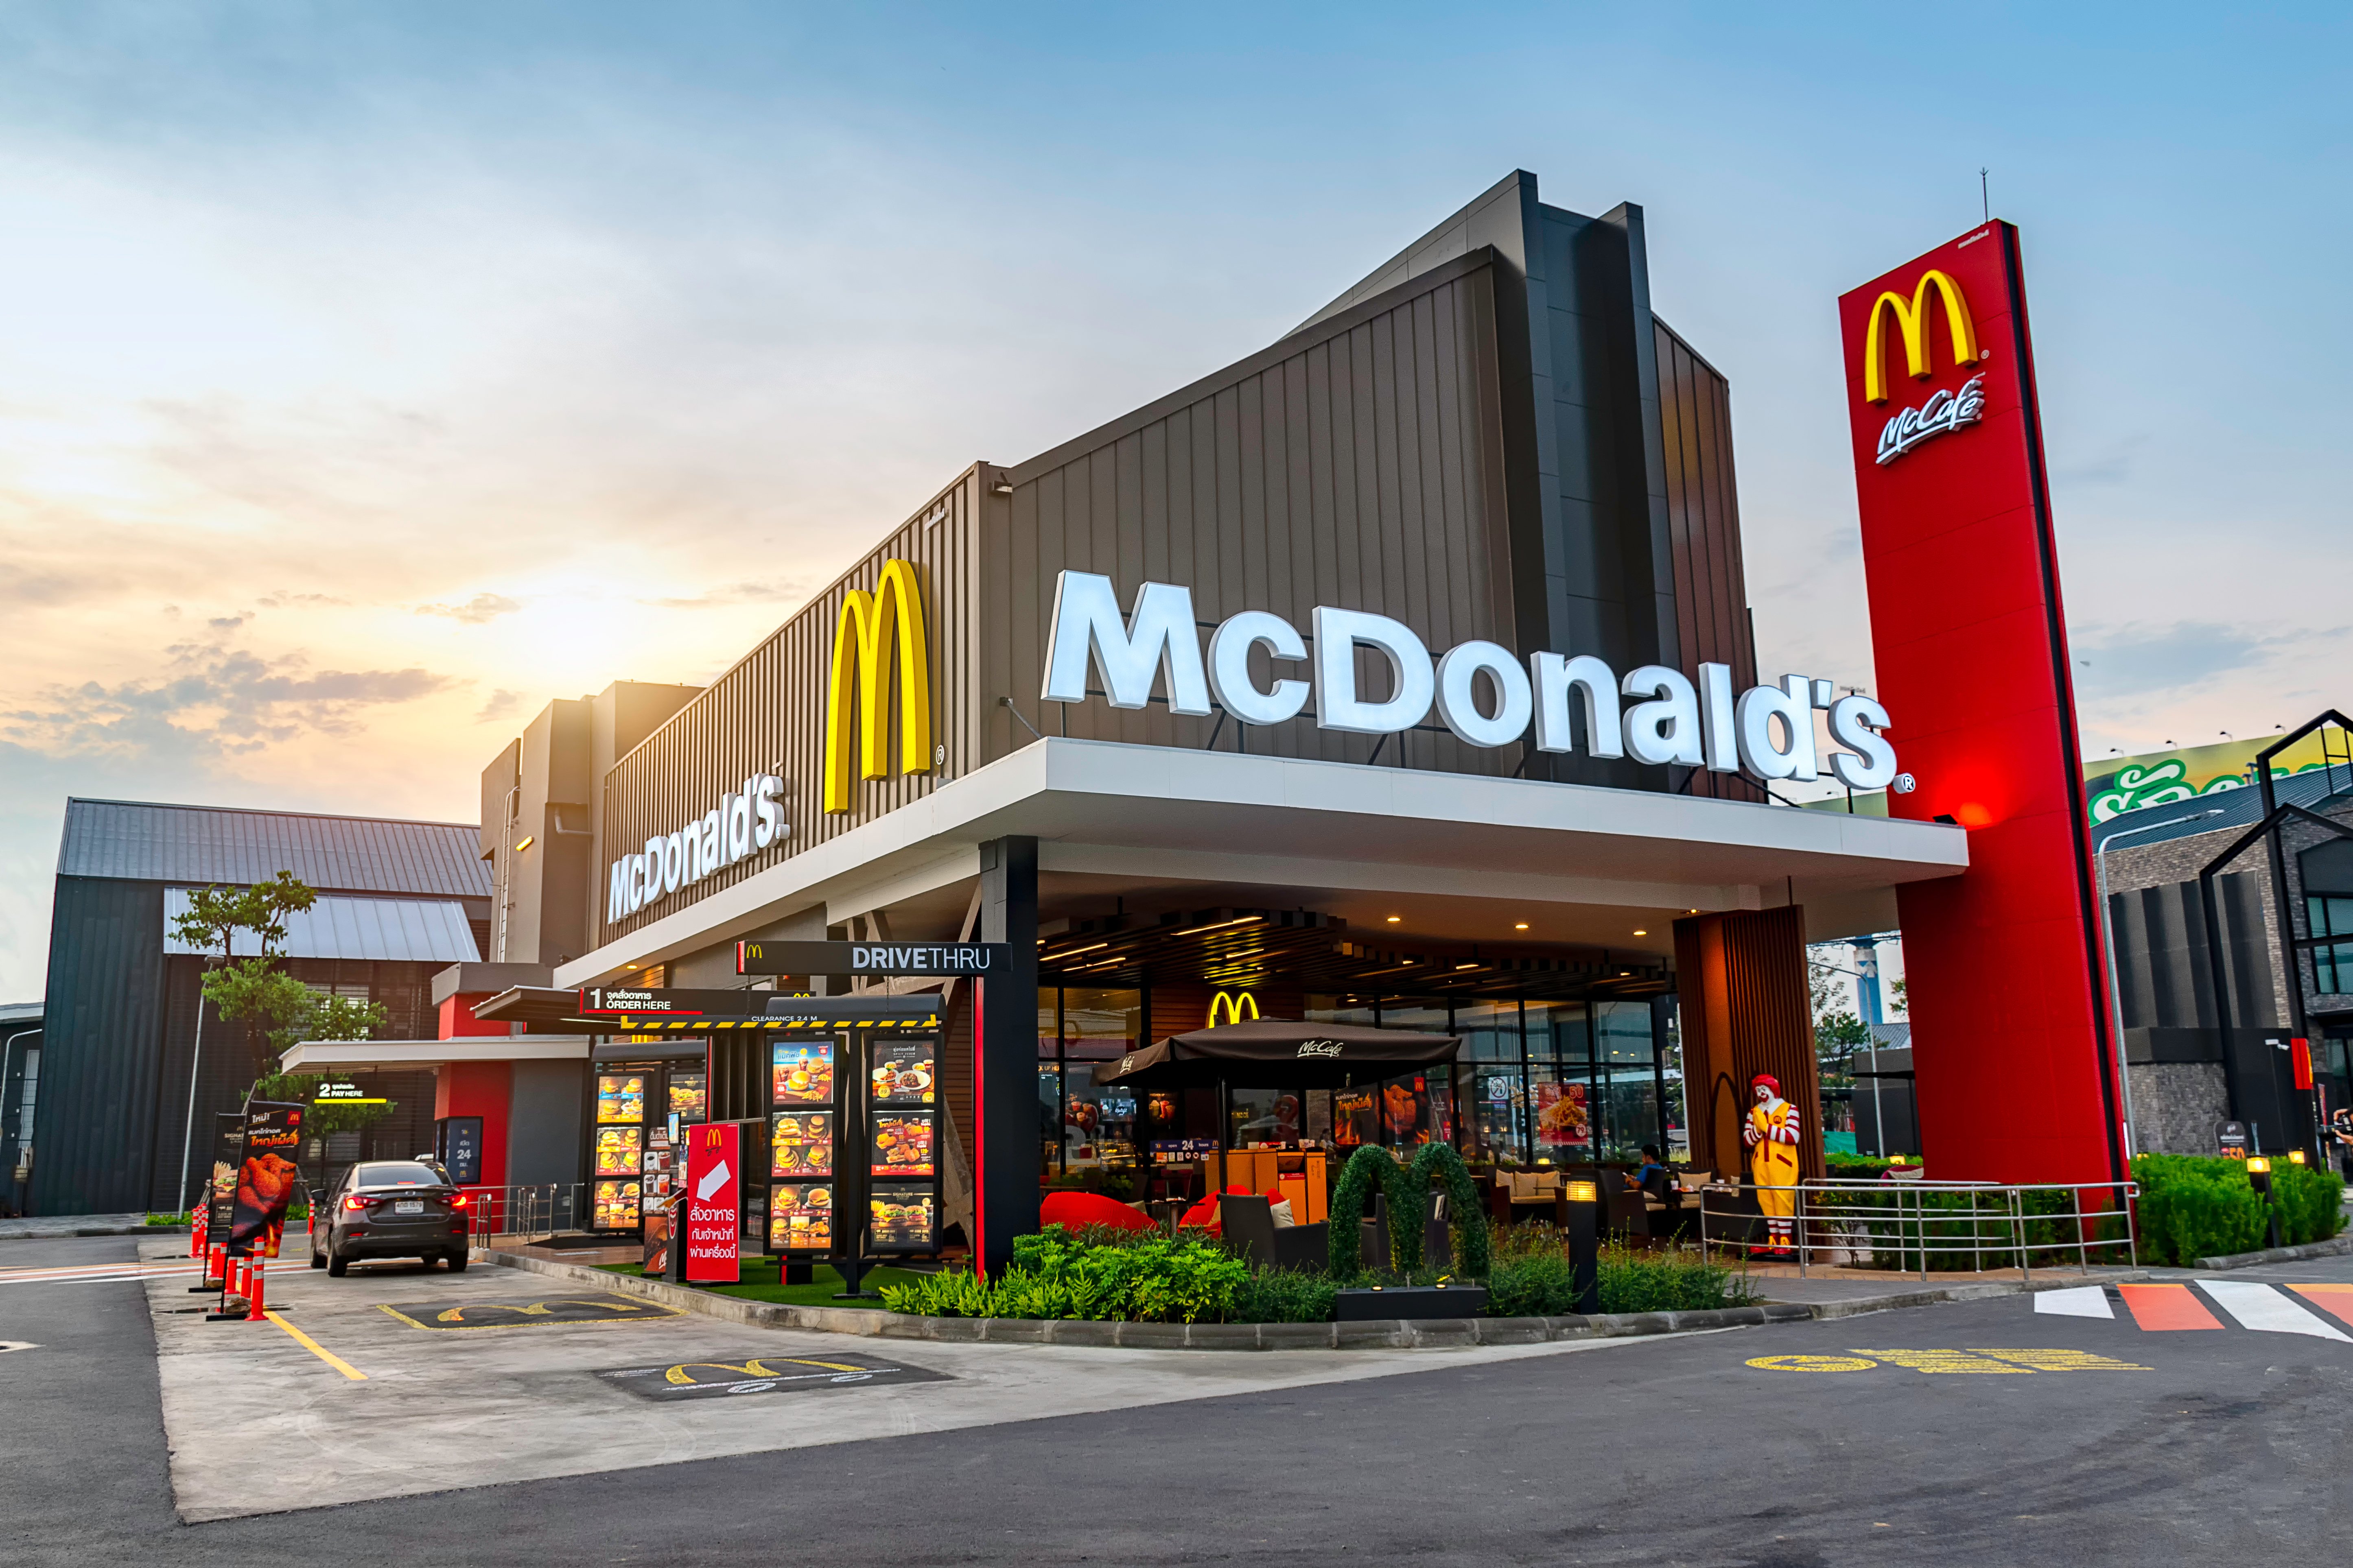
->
xmin=226 ymin=1101 xmax=306 ymax=1258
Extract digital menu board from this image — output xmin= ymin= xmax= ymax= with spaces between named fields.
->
xmin=593 ymin=1179 xmax=642 ymax=1229
xmin=597 ymin=1074 xmax=647 ymax=1124
xmin=667 ymin=1071 xmax=708 ymax=1123
xmin=869 ymin=1038 xmax=936 ymax=1105
xmin=771 ymin=1040 xmax=835 ymax=1106
xmin=595 ymin=1125 xmax=643 ymax=1177
xmin=870 ymin=1113 xmax=935 ymax=1178
xmin=769 ymin=1112 xmax=834 ymax=1179
xmin=768 ymin=1183 xmax=833 ymax=1253
xmin=869 ymin=1186 xmax=936 ymax=1252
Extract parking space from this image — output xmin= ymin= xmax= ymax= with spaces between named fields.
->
xmin=136 ymin=1241 xmax=1663 ymax=1523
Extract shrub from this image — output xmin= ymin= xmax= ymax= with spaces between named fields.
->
xmin=1325 ymin=1143 xmax=1492 ymax=1276
xmin=879 ymin=1225 xmax=1248 ymax=1323
xmin=1481 ymin=1229 xmax=1750 ymax=1317
xmin=1229 ymin=1267 xmax=1338 ymax=1323
xmin=2132 ymin=1154 xmax=2268 ymax=1265
xmin=2269 ymin=1162 xmax=2346 ymax=1246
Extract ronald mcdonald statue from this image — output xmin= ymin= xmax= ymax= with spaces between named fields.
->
xmin=1742 ymin=1073 xmax=1802 ymax=1254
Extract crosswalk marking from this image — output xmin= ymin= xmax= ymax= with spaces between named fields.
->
xmin=2119 ymin=1283 xmax=2224 ymax=1331
xmin=2033 ymin=1286 xmax=2114 ymax=1319
xmin=0 ymin=1260 xmax=199 ymax=1288
xmin=2288 ymin=1284 xmax=2353 ymax=1329
xmin=2201 ymin=1281 xmax=2350 ymax=1341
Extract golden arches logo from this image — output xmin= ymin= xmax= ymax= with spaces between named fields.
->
xmin=1861 ymin=268 xmax=1983 ymax=405
xmin=1207 ymin=990 xmax=1259 ymax=1028
xmin=824 ymin=558 xmax=932 ymax=815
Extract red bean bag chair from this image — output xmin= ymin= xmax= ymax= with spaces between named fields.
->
xmin=1040 ymin=1189 xmax=1157 ymax=1233
xmin=1176 ymin=1186 xmax=1257 ymax=1236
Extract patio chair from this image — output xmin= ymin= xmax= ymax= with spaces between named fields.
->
xmin=1219 ymin=1192 xmax=1329 ymax=1271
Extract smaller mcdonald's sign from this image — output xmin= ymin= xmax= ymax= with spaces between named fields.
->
xmin=1206 ymin=990 xmax=1259 ymax=1029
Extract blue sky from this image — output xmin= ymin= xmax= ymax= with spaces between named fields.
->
xmin=0 ymin=3 xmax=2346 ymax=994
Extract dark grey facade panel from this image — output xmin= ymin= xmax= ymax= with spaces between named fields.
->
xmin=2108 ymin=871 xmax=2278 ymax=1031
xmin=30 ymin=878 xmax=166 ymax=1215
xmin=59 ymin=799 xmax=488 ymax=899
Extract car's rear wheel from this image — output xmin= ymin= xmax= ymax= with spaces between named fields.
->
xmin=326 ymin=1251 xmax=349 ymax=1277
xmin=447 ymin=1251 xmax=470 ymax=1273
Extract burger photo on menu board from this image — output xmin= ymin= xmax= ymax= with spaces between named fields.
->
xmin=868 ymin=1187 xmax=936 ymax=1250
xmin=769 ymin=1184 xmax=833 ymax=1252
xmin=771 ymin=1040 xmax=834 ymax=1106
xmin=769 ymin=1112 xmax=834 ymax=1179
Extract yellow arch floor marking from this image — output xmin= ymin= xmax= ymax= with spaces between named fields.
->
xmin=1747 ymin=1354 xmax=1876 ymax=1372
xmin=264 ymin=1311 xmax=367 ymax=1381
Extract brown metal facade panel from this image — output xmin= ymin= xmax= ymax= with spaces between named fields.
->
xmin=982 ymin=258 xmax=1518 ymax=777
xmin=1653 ymin=319 xmax=1763 ymax=804
xmin=1673 ymin=906 xmax=1822 ymax=1181
xmin=599 ymin=467 xmax=990 ymax=946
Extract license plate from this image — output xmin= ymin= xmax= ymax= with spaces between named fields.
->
xmin=394 ymin=1200 xmax=424 ymax=1215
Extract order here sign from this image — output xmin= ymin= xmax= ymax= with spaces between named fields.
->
xmin=683 ymin=1122 xmax=741 ymax=1284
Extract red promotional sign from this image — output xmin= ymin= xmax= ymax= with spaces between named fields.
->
xmin=682 ymin=1122 xmax=741 ymax=1283
xmin=1839 ymin=223 xmax=2122 ymax=1185
xmin=2292 ymin=1038 xmax=2315 ymax=1092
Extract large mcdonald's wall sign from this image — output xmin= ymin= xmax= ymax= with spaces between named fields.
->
xmin=824 ymin=557 xmax=933 ymax=815
xmin=1837 ymin=223 xmax=2123 ymax=1188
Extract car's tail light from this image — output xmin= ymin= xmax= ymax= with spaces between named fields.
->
xmin=342 ymin=1195 xmax=369 ymax=1211
xmin=450 ymin=1193 xmax=469 ymax=1208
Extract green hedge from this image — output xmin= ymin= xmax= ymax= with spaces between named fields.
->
xmin=878 ymin=1226 xmax=1247 ymax=1323
xmin=2132 ymin=1153 xmax=2346 ymax=1265
xmin=1325 ymin=1143 xmax=1491 ymax=1276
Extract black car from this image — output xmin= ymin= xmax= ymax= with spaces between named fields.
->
xmin=311 ymin=1160 xmax=472 ymax=1275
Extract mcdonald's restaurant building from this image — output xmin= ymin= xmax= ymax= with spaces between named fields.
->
xmin=450 ymin=171 xmax=1972 ymax=1248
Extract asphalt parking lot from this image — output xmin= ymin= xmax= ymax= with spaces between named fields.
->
xmin=6 ymin=1234 xmax=2351 ymax=1566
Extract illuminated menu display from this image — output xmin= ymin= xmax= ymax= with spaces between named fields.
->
xmin=771 ymin=1040 xmax=835 ymax=1107
xmin=667 ymin=1071 xmax=707 ymax=1123
xmin=597 ymin=1074 xmax=646 ymax=1125
xmin=769 ymin=1112 xmax=834 ymax=1179
xmin=593 ymin=1179 xmax=641 ymax=1229
xmin=769 ymin=1183 xmax=833 ymax=1253
xmin=595 ymin=1126 xmax=643 ymax=1177
xmin=869 ymin=1039 xmax=936 ymax=1105
xmin=869 ymin=1186 xmax=936 ymax=1252
xmin=870 ymin=1113 xmax=935 ymax=1178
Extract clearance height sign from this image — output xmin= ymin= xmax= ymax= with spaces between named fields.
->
xmin=1838 ymin=224 xmax=2122 ymax=1185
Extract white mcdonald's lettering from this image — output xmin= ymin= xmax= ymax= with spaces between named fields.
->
xmin=848 ymin=945 xmax=993 ymax=971
xmin=1038 ymin=570 xmax=1903 ymax=792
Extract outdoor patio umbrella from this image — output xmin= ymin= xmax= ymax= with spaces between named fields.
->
xmin=1097 ymin=1018 xmax=1460 ymax=1090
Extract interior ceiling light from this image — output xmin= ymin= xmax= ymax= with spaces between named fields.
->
xmin=1174 ymin=915 xmax=1262 ymax=937
xmin=1633 ymin=929 xmax=1648 ymax=937
xmin=1513 ymin=922 xmax=1530 ymax=930
xmin=1386 ymin=915 xmax=1402 ymax=923
xmin=1045 ymin=941 xmax=1109 ymax=959
xmin=1454 ymin=962 xmax=1480 ymax=971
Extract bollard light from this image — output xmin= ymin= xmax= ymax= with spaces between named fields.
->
xmin=1561 ymin=1180 xmax=1601 ymax=1315
xmin=2289 ymin=1149 xmax=2307 ymax=1165
xmin=2246 ymin=1156 xmax=2271 ymax=1175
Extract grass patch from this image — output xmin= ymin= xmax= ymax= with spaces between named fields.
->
xmin=599 ymin=1255 xmax=926 ymax=1306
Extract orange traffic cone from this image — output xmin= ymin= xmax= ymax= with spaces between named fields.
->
xmin=245 ymin=1260 xmax=266 ymax=1321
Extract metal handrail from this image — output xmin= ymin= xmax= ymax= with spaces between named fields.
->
xmin=1696 ymin=1178 xmax=2138 ymax=1280
xmin=455 ymin=1182 xmax=587 ymax=1249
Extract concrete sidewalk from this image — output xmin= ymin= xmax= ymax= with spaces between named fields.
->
xmin=0 ymin=1212 xmax=176 ymax=1240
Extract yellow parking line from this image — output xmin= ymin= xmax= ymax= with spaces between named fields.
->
xmin=264 ymin=1310 xmax=368 ymax=1380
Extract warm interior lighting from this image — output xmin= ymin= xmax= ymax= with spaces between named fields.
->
xmin=2246 ymin=1156 xmax=2272 ymax=1175
xmin=1386 ymin=915 xmax=1402 ymax=923
xmin=514 ymin=835 xmax=534 ymax=852
xmin=1513 ymin=922 xmax=1529 ymax=930
xmin=1045 ymin=941 xmax=1108 ymax=959
xmin=1563 ymin=1180 xmax=1599 ymax=1203
xmin=1173 ymin=915 xmax=1262 ymax=937
xmin=1632 ymin=929 xmax=1647 ymax=937
xmin=625 ymin=963 xmax=640 ymax=970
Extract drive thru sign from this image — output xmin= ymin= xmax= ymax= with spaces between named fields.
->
xmin=683 ymin=1123 xmax=741 ymax=1284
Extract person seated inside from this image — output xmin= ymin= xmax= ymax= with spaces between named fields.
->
xmin=1621 ymin=1144 xmax=1667 ymax=1192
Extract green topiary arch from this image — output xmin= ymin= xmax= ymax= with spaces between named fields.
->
xmin=1325 ymin=1142 xmax=1493 ymax=1277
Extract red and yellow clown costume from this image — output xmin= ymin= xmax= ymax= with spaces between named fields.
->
xmin=1743 ymin=1073 xmax=1802 ymax=1252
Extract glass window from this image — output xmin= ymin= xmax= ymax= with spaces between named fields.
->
xmin=2308 ymin=897 xmax=2353 ymax=994
xmin=1378 ymin=999 xmax=1451 ymax=1035
xmin=1529 ymin=1062 xmax=1592 ymax=1162
xmin=1055 ymin=989 xmax=1143 ymax=1172
xmin=1527 ymin=1001 xmax=1590 ymax=1063
xmin=1306 ymin=995 xmax=1378 ymax=1026
xmin=1466 ymin=1059 xmax=1525 ymax=1165
xmin=354 ymin=1162 xmax=441 ymax=1188
xmin=1596 ymin=1001 xmax=1655 ymax=1064
xmin=1454 ymin=1000 xmax=1519 ymax=1061
xmin=1038 ymin=987 xmax=1061 ymax=1178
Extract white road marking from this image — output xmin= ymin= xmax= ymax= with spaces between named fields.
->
xmin=2032 ymin=1285 xmax=2114 ymax=1319
xmin=2200 ymin=1280 xmax=2351 ymax=1341
xmin=0 ymin=1260 xmax=200 ymax=1286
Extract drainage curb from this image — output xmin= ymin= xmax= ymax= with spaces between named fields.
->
xmin=485 ymin=1250 xmax=2089 ymax=1349
xmin=2196 ymin=1235 xmax=2353 ymax=1271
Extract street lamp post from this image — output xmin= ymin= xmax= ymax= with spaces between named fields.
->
xmin=2098 ymin=808 xmax=2227 ymax=1161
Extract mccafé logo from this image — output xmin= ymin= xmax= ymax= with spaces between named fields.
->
xmin=825 ymin=557 xmax=933 ymax=814
xmin=1040 ymin=571 xmax=1901 ymax=791
xmin=1295 ymin=1039 xmax=1344 ymax=1059
xmin=1206 ymin=989 xmax=1259 ymax=1028
xmin=1861 ymin=265 xmax=1990 ymax=466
